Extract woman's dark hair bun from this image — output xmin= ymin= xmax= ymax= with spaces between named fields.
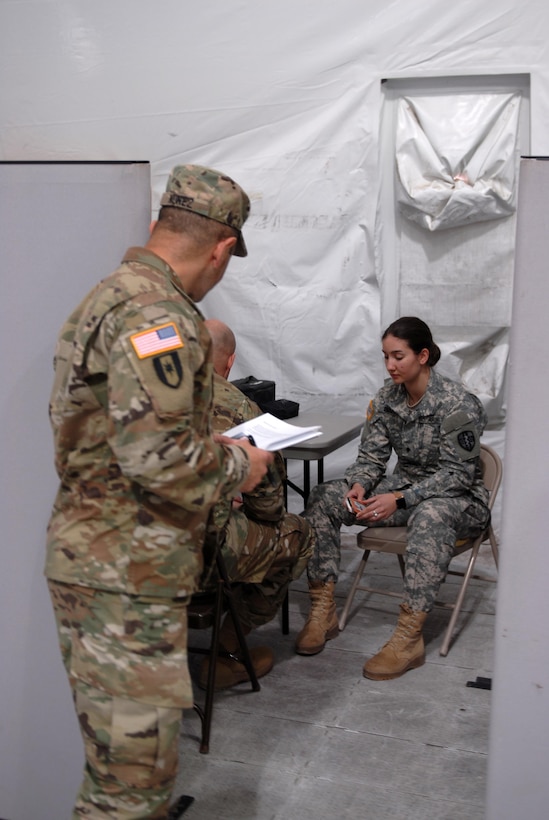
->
xmin=382 ymin=316 xmax=440 ymax=366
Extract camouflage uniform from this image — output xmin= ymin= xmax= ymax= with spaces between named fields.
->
xmin=204 ymin=374 xmax=313 ymax=630
xmin=46 ymin=247 xmax=250 ymax=819
xmin=304 ymin=370 xmax=490 ymax=612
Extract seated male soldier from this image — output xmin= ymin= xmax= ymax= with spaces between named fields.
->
xmin=201 ymin=318 xmax=313 ymax=689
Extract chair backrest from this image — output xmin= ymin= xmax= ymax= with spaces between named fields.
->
xmin=479 ymin=444 xmax=503 ymax=512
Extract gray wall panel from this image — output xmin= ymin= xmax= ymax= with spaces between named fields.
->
xmin=0 ymin=162 xmax=151 ymax=820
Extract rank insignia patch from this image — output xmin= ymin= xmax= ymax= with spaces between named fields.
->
xmin=153 ymin=353 xmax=183 ymax=388
xmin=457 ymin=429 xmax=476 ymax=452
xmin=130 ymin=323 xmax=183 ymax=359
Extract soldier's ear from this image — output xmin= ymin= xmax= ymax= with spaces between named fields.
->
xmin=223 ymin=352 xmax=236 ymax=379
xmin=212 ymin=235 xmax=237 ymax=268
xmin=149 ymin=220 xmax=158 ymax=235
xmin=418 ymin=348 xmax=430 ymax=365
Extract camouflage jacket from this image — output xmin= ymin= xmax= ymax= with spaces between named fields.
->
xmin=345 ymin=370 xmax=489 ymax=510
xmin=45 ymin=247 xmax=250 ymax=597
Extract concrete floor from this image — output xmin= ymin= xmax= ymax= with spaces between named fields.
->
xmin=174 ymin=533 xmax=498 ymax=820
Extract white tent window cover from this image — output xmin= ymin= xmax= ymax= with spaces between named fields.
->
xmin=395 ymin=92 xmax=521 ymax=231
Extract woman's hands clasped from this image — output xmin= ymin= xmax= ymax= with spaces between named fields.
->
xmin=344 ymin=484 xmax=398 ymax=523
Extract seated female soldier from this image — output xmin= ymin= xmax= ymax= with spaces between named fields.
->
xmin=296 ymin=316 xmax=490 ymax=680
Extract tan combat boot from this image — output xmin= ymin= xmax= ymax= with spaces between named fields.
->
xmin=295 ymin=580 xmax=339 ymax=655
xmin=363 ymin=603 xmax=428 ymax=680
xmin=198 ymin=614 xmax=274 ymax=691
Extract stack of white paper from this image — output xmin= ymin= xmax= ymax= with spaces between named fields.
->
xmin=225 ymin=413 xmax=322 ymax=451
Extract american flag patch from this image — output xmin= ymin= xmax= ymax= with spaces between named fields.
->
xmin=130 ymin=323 xmax=184 ymax=359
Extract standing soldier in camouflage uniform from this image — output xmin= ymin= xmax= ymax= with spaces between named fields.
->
xmin=200 ymin=319 xmax=313 ymax=690
xmin=297 ymin=316 xmax=490 ymax=681
xmin=45 ymin=165 xmax=273 ymax=819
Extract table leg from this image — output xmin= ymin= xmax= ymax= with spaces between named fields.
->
xmin=303 ymin=461 xmax=310 ymax=504
xmin=283 ymin=458 xmax=325 ymax=507
xmin=281 ymin=592 xmax=289 ymax=635
xmin=317 ymin=458 xmax=324 ymax=486
xmin=280 ymin=456 xmax=326 ymax=637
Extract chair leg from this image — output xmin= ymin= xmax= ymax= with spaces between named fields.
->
xmin=216 ymin=552 xmax=260 ymax=691
xmin=489 ymin=526 xmax=499 ymax=568
xmin=439 ymin=541 xmax=481 ymax=657
xmin=197 ymin=578 xmax=224 ymax=754
xmin=190 ymin=553 xmax=262 ymax=755
xmin=338 ymin=550 xmax=371 ymax=631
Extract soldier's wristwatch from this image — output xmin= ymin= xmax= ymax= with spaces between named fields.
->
xmin=393 ymin=491 xmax=406 ymax=510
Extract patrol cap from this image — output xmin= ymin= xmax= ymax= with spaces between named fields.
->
xmin=160 ymin=164 xmax=250 ymax=257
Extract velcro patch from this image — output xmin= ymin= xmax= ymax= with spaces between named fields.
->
xmin=130 ymin=322 xmax=184 ymax=359
xmin=442 ymin=410 xmax=480 ymax=460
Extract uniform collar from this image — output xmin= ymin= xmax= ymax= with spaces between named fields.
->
xmin=389 ymin=370 xmax=438 ymax=415
xmin=123 ymin=246 xmax=173 ymax=276
xmin=122 ymin=246 xmax=204 ymax=316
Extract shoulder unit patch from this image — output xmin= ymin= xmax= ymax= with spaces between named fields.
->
xmin=457 ymin=429 xmax=477 ymax=452
xmin=153 ymin=353 xmax=183 ymax=389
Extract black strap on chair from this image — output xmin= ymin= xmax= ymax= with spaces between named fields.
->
xmin=188 ymin=550 xmax=260 ymax=754
xmin=167 ymin=794 xmax=195 ymax=818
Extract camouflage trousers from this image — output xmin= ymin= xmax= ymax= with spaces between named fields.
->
xmin=303 ymin=478 xmax=490 ymax=612
xmin=213 ymin=511 xmax=313 ymax=630
xmin=48 ymin=580 xmax=193 ymax=819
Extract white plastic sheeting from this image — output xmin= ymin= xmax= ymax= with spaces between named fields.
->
xmin=2 ymin=0 xmax=548 ymax=430
xmin=375 ymin=75 xmax=527 ymax=428
xmin=396 ymin=92 xmax=521 ymax=230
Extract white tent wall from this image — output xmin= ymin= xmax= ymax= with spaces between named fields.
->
xmin=2 ymin=0 xmax=548 ymax=419
xmin=1 ymin=1 xmax=548 ymax=818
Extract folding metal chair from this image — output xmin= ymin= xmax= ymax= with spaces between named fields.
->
xmin=188 ymin=550 xmax=260 ymax=753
